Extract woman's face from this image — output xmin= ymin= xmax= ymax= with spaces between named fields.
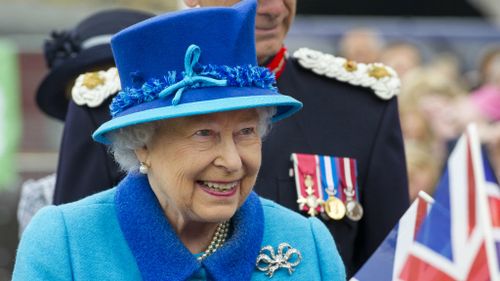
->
xmin=136 ymin=109 xmax=262 ymax=224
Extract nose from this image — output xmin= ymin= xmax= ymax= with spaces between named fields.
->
xmin=257 ymin=0 xmax=287 ymax=19
xmin=214 ymin=137 xmax=243 ymax=173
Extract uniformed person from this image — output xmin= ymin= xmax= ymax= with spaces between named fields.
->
xmin=35 ymin=9 xmax=153 ymax=204
xmin=185 ymin=0 xmax=409 ymax=277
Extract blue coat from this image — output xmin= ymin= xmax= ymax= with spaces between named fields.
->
xmin=14 ymin=173 xmax=345 ymax=281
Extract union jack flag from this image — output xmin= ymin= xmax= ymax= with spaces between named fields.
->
xmin=399 ymin=125 xmax=500 ymax=281
xmin=351 ymin=124 xmax=500 ymax=281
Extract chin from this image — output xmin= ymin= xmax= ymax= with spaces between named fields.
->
xmin=256 ymin=39 xmax=283 ymax=61
xmin=197 ymin=205 xmax=238 ymax=223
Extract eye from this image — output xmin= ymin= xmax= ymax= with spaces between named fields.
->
xmin=239 ymin=127 xmax=256 ymax=136
xmin=194 ymin=129 xmax=213 ymax=137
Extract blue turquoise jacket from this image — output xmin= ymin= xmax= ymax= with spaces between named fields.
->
xmin=13 ymin=173 xmax=345 ymax=280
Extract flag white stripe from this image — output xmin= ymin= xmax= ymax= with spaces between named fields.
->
xmin=448 ymin=135 xmax=469 ymax=268
xmin=393 ymin=198 xmax=419 ymax=280
xmin=409 ymin=242 xmax=460 ymax=280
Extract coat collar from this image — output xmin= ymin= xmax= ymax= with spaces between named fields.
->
xmin=115 ymin=172 xmax=264 ymax=281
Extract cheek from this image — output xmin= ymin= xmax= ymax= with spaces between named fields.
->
xmin=150 ymin=144 xmax=198 ymax=189
xmin=284 ymin=0 xmax=296 ymax=25
xmin=242 ymin=142 xmax=262 ymax=177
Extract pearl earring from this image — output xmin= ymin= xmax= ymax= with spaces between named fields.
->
xmin=139 ymin=162 xmax=149 ymax=174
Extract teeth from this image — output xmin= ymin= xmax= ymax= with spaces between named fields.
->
xmin=203 ymin=181 xmax=237 ymax=191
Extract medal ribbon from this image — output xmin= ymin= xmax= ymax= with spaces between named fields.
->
xmin=337 ymin=157 xmax=360 ymax=202
xmin=291 ymin=153 xmax=324 ymax=214
xmin=319 ymin=155 xmax=341 ymax=200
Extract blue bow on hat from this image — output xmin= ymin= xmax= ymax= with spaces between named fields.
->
xmin=93 ymin=0 xmax=302 ymax=144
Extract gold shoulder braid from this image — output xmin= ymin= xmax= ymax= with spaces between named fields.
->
xmin=293 ymin=48 xmax=400 ymax=100
xmin=71 ymin=67 xmax=121 ymax=107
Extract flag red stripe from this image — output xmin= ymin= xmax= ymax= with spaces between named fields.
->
xmin=414 ymin=198 xmax=428 ymax=239
xmin=466 ymin=242 xmax=491 ymax=281
xmin=489 ymin=196 xmax=500 ymax=228
xmin=399 ymin=255 xmax=456 ymax=281
xmin=466 ymin=135 xmax=476 ymax=237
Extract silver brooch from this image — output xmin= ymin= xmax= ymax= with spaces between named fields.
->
xmin=256 ymin=243 xmax=302 ymax=278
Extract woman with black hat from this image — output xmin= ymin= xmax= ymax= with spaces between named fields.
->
xmin=14 ymin=1 xmax=345 ymax=280
xmin=38 ymin=9 xmax=154 ymax=205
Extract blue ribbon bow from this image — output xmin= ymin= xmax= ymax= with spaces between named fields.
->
xmin=158 ymin=44 xmax=228 ymax=105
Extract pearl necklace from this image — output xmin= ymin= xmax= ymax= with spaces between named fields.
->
xmin=197 ymin=221 xmax=230 ymax=261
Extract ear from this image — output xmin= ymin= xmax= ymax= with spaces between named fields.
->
xmin=134 ymin=146 xmax=149 ymax=164
xmin=183 ymin=0 xmax=200 ymax=7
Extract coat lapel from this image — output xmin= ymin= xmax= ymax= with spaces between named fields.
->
xmin=203 ymin=191 xmax=264 ymax=280
xmin=115 ymin=173 xmax=199 ymax=281
xmin=115 ymin=172 xmax=264 ymax=281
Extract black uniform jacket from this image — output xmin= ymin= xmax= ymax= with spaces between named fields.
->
xmin=53 ymin=99 xmax=124 ymax=204
xmin=254 ymin=56 xmax=409 ymax=277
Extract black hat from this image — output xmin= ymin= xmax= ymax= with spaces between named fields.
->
xmin=36 ymin=9 xmax=154 ymax=121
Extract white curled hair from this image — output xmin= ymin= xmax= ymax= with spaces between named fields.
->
xmin=108 ymin=107 xmax=277 ymax=172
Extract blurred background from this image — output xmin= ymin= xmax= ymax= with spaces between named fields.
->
xmin=0 ymin=0 xmax=499 ymax=279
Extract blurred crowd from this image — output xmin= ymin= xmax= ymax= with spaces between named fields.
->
xmin=337 ymin=27 xmax=500 ymax=202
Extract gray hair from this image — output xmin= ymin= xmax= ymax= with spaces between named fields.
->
xmin=108 ymin=107 xmax=277 ymax=172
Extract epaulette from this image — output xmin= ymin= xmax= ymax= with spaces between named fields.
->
xmin=71 ymin=67 xmax=121 ymax=107
xmin=293 ymin=48 xmax=400 ymax=100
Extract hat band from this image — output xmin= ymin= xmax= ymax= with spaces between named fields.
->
xmin=157 ymin=45 xmax=228 ymax=105
xmin=110 ymin=44 xmax=277 ymax=117
xmin=81 ymin=34 xmax=113 ymax=50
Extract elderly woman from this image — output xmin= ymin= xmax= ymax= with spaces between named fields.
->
xmin=13 ymin=1 xmax=345 ymax=280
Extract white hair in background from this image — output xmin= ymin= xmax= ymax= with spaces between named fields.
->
xmin=108 ymin=107 xmax=277 ymax=172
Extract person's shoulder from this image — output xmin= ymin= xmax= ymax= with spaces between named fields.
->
xmin=288 ymin=47 xmax=400 ymax=100
xmin=59 ymin=187 xmax=116 ymax=210
xmin=260 ymin=197 xmax=304 ymax=220
xmin=56 ymin=188 xmax=116 ymax=216
xmin=21 ymin=188 xmax=117 ymax=239
xmin=28 ymin=188 xmax=115 ymax=218
xmin=260 ymin=197 xmax=323 ymax=229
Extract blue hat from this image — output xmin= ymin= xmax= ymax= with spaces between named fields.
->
xmin=92 ymin=0 xmax=302 ymax=144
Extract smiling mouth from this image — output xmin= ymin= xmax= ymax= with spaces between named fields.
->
xmin=198 ymin=181 xmax=238 ymax=193
xmin=256 ymin=26 xmax=279 ymax=33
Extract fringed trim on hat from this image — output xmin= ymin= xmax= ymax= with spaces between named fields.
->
xmin=110 ymin=64 xmax=277 ymax=117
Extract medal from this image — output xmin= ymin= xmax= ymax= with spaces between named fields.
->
xmin=324 ymin=196 xmax=346 ymax=220
xmin=345 ymin=200 xmax=364 ymax=221
xmin=292 ymin=154 xmax=324 ymax=217
xmin=339 ymin=157 xmax=364 ymax=221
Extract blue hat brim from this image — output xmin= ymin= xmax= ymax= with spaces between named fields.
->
xmin=93 ymin=87 xmax=302 ymax=144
